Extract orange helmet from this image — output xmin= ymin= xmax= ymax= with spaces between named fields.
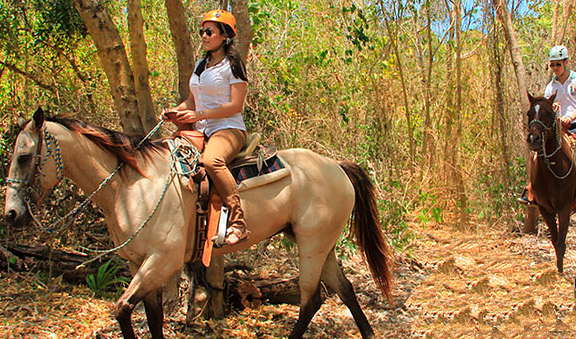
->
xmin=201 ymin=9 xmax=237 ymax=37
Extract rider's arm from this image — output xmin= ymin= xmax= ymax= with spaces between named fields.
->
xmin=172 ymin=82 xmax=247 ymax=123
xmin=201 ymin=82 xmax=247 ymax=119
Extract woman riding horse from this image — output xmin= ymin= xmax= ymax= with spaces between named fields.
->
xmin=161 ymin=9 xmax=250 ymax=246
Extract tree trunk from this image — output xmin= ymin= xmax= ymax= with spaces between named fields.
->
xmin=231 ymin=0 xmax=253 ymax=63
xmin=494 ymin=0 xmax=538 ymax=234
xmin=422 ymin=0 xmax=435 ymax=166
xmin=71 ymin=0 xmax=144 ymax=135
xmin=382 ymin=10 xmax=415 ymax=163
xmin=203 ymin=257 xmax=225 ymax=318
xmin=165 ymin=0 xmax=195 ymax=102
xmin=127 ymin=0 xmax=157 ymax=132
xmin=453 ymin=0 xmax=468 ymax=228
xmin=552 ymin=0 xmax=560 ymax=44
xmin=488 ymin=9 xmax=511 ymax=184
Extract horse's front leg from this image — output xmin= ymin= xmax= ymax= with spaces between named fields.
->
xmin=143 ymin=287 xmax=164 ymax=338
xmin=116 ymin=255 xmax=183 ymax=339
xmin=539 ymin=208 xmax=563 ymax=272
xmin=555 ymin=209 xmax=571 ymax=273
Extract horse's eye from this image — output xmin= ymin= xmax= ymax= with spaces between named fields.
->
xmin=17 ymin=153 xmax=33 ymax=165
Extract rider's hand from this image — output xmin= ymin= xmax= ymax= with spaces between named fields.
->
xmin=171 ymin=110 xmax=203 ymax=124
xmin=560 ymin=115 xmax=573 ymax=129
xmin=159 ymin=109 xmax=178 ymax=121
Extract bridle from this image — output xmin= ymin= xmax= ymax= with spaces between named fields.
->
xmin=529 ymin=108 xmax=575 ymax=180
xmin=529 ymin=116 xmax=561 ymax=158
xmin=6 ymin=125 xmax=65 ymax=229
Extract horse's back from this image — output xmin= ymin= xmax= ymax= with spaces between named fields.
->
xmin=215 ymin=148 xmax=355 ymax=254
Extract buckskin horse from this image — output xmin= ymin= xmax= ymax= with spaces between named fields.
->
xmin=526 ymin=92 xmax=576 ymax=272
xmin=3 ymin=108 xmax=393 ymax=339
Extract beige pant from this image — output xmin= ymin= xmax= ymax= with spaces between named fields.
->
xmin=203 ymin=128 xmax=247 ymax=229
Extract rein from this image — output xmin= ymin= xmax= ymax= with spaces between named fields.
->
xmin=529 ymin=116 xmax=575 ymax=180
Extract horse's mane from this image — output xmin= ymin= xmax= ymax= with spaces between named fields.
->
xmin=46 ymin=117 xmax=167 ymax=176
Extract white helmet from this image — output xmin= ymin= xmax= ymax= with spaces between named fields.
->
xmin=549 ymin=45 xmax=569 ymax=61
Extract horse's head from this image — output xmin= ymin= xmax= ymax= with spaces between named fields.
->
xmin=526 ymin=92 xmax=558 ymax=152
xmin=4 ymin=108 xmax=62 ymax=226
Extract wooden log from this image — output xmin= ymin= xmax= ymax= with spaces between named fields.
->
xmin=3 ymin=243 xmax=103 ymax=283
xmin=0 ymin=245 xmax=24 ymax=271
xmin=226 ymin=272 xmax=301 ymax=308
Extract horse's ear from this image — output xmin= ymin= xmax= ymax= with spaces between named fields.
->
xmin=549 ymin=90 xmax=558 ymax=103
xmin=30 ymin=107 xmax=45 ymax=131
xmin=527 ymin=92 xmax=536 ymax=105
xmin=17 ymin=114 xmax=27 ymax=129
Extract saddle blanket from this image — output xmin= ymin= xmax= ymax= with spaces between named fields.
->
xmin=167 ymin=138 xmax=290 ymax=191
xmin=231 ymin=154 xmax=285 ymax=184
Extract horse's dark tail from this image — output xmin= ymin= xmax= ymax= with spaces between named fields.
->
xmin=339 ymin=160 xmax=394 ymax=304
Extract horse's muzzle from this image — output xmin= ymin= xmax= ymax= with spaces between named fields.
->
xmin=3 ymin=190 xmax=32 ymax=227
xmin=527 ymin=133 xmax=542 ymax=151
xmin=3 ymin=207 xmax=31 ymax=227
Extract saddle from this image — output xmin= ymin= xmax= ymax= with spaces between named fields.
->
xmin=167 ymin=130 xmax=290 ymax=267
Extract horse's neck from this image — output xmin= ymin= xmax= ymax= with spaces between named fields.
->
xmin=49 ymin=122 xmax=168 ymax=211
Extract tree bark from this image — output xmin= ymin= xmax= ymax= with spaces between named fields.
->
xmin=231 ymin=0 xmax=253 ymax=63
xmin=552 ymin=0 xmax=560 ymax=44
xmin=127 ymin=0 xmax=157 ymax=132
xmin=165 ymin=0 xmax=195 ymax=102
xmin=494 ymin=0 xmax=538 ymax=234
xmin=557 ymin=1 xmax=573 ymax=44
xmin=72 ymin=0 xmax=144 ymax=135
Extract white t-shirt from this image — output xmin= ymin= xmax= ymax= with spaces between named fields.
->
xmin=190 ymin=58 xmax=247 ymax=137
xmin=544 ymin=70 xmax=576 ymax=118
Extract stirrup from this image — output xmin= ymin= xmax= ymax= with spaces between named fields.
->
xmin=517 ymin=196 xmax=533 ymax=205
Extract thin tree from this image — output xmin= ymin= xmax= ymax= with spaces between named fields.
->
xmin=165 ymin=0 xmax=195 ymax=102
xmin=127 ymin=0 xmax=157 ymax=131
xmin=494 ymin=0 xmax=539 ymax=234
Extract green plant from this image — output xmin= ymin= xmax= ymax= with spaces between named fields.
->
xmin=86 ymin=259 xmax=128 ymax=298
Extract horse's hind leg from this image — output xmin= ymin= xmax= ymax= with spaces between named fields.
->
xmin=321 ymin=250 xmax=375 ymax=339
xmin=287 ymin=237 xmax=331 ymax=339
xmin=289 ymin=285 xmax=323 ymax=339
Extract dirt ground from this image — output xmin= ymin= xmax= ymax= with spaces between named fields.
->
xmin=1 ymin=219 xmax=576 ymax=338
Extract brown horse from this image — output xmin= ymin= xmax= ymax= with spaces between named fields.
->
xmin=526 ymin=92 xmax=576 ymax=272
xmin=3 ymin=108 xmax=393 ymax=339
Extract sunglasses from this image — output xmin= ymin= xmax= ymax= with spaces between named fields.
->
xmin=199 ymin=28 xmax=216 ymax=37
xmin=549 ymin=62 xmax=564 ymax=68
